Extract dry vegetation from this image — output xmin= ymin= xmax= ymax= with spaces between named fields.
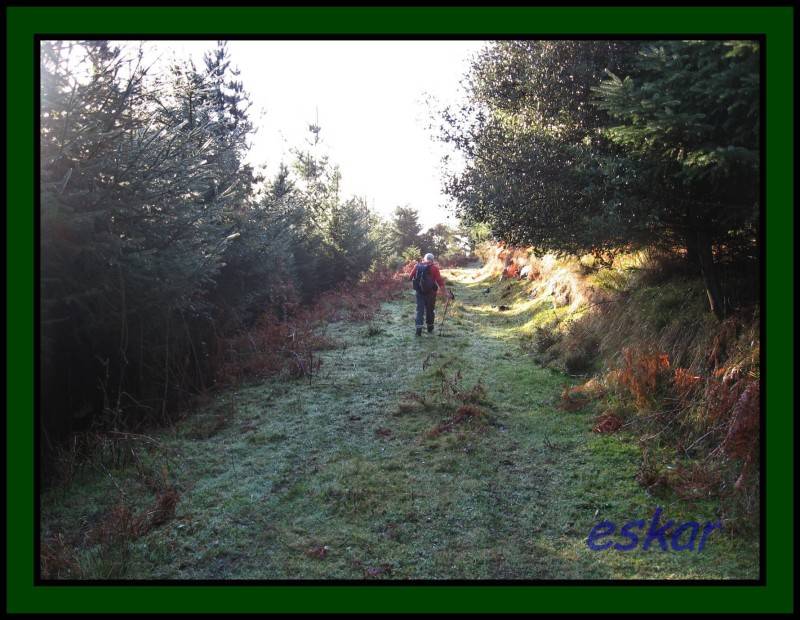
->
xmin=478 ymin=242 xmax=761 ymax=530
xmin=214 ymin=267 xmax=409 ymax=385
xmin=41 ymin=266 xmax=409 ymax=579
xmin=40 ymin=260 xmax=759 ymax=580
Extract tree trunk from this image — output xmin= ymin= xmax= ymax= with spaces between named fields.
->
xmin=685 ymin=231 xmax=700 ymax=269
xmin=696 ymin=230 xmax=724 ymax=320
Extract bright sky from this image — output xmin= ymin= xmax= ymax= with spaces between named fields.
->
xmin=139 ymin=40 xmax=486 ymax=230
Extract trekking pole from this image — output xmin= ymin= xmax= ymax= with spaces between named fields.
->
xmin=439 ymin=291 xmax=455 ymax=336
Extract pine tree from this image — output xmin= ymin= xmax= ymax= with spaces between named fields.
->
xmin=593 ymin=40 xmax=760 ymax=317
xmin=40 ymin=40 xmax=256 ymax=453
xmin=201 ymin=41 xmax=255 ymax=207
xmin=391 ymin=206 xmax=423 ymax=255
xmin=441 ymin=40 xmax=759 ymax=316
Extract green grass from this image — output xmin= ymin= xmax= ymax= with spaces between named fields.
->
xmin=40 ymin=266 xmax=759 ymax=580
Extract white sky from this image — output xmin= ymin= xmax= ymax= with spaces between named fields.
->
xmin=137 ymin=40 xmax=486 ymax=230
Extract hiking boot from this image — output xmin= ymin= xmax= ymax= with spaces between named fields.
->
xmin=427 ymin=325 xmax=434 ymax=334
xmin=415 ymin=327 xmax=422 ymax=336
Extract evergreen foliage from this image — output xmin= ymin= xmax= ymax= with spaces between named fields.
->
xmin=39 ymin=41 xmax=388 ymax=467
xmin=440 ymin=40 xmax=760 ymax=317
xmin=391 ymin=206 xmax=424 ymax=255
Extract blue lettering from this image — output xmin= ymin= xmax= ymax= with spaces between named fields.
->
xmin=587 ymin=520 xmax=616 ymax=551
xmin=642 ymin=507 xmax=675 ymax=551
xmin=586 ymin=511 xmax=722 ymax=552
xmin=697 ymin=520 xmax=722 ymax=551
xmin=614 ymin=519 xmax=645 ymax=551
xmin=670 ymin=521 xmax=700 ymax=551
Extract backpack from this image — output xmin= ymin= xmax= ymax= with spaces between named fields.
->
xmin=413 ymin=263 xmax=436 ymax=294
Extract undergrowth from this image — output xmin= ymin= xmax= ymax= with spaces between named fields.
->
xmin=39 ymin=262 xmax=758 ymax=580
xmin=41 ymin=266 xmax=409 ymax=579
xmin=510 ymin=249 xmax=762 ymax=533
xmin=476 ymin=242 xmax=760 ymax=531
xmin=41 ymin=433 xmax=181 ymax=579
xmin=215 ymin=267 xmax=408 ymax=385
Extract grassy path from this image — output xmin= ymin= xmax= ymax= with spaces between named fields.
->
xmin=42 ymin=266 xmax=758 ymax=579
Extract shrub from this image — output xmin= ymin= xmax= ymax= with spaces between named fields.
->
xmin=533 ymin=327 xmax=560 ymax=354
xmin=520 ymin=246 xmax=760 ymax=528
xmin=401 ymin=246 xmax=422 ymax=263
xmin=40 ymin=534 xmax=81 ymax=579
xmin=215 ymin=266 xmax=407 ymax=385
xmin=617 ymin=348 xmax=672 ymax=407
xmin=564 ymin=349 xmax=594 ymax=375
xmin=427 ymin=404 xmax=488 ymax=438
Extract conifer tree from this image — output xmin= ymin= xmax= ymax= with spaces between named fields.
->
xmin=391 ymin=206 xmax=424 ymax=255
xmin=592 ymin=40 xmax=759 ymax=317
xmin=441 ymin=40 xmax=759 ymax=317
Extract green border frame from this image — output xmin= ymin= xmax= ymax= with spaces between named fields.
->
xmin=7 ymin=4 xmax=794 ymax=614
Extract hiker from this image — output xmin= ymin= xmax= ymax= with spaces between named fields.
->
xmin=409 ymin=253 xmax=453 ymax=336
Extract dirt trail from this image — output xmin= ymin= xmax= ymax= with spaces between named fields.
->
xmin=41 ymin=266 xmax=758 ymax=579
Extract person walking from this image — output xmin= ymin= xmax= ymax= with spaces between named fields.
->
xmin=409 ymin=253 xmax=452 ymax=336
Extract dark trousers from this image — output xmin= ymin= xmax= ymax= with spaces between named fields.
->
xmin=415 ymin=291 xmax=437 ymax=329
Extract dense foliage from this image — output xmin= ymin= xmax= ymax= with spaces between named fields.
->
xmin=39 ymin=41 xmax=390 ymax=469
xmin=387 ymin=206 xmax=470 ymax=265
xmin=440 ymin=40 xmax=760 ymax=317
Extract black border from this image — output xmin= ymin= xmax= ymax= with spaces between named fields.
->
xmin=34 ymin=32 xmax=768 ymax=587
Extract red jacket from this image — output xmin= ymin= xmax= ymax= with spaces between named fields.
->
xmin=409 ymin=261 xmax=445 ymax=291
